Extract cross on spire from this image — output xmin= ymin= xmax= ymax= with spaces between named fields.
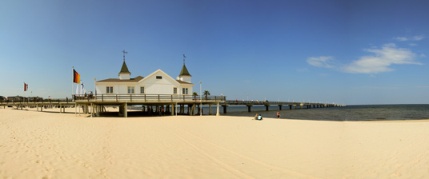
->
xmin=122 ymin=50 xmax=128 ymax=61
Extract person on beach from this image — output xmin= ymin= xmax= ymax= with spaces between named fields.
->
xmin=276 ymin=111 xmax=280 ymax=118
xmin=253 ymin=113 xmax=263 ymax=120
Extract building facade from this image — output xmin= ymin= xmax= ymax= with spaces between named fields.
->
xmin=95 ymin=59 xmax=194 ymax=96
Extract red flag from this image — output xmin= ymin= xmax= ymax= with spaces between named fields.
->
xmin=73 ymin=69 xmax=80 ymax=83
xmin=24 ymin=83 xmax=28 ymax=91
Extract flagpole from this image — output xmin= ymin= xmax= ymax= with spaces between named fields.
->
xmin=72 ymin=66 xmax=74 ymax=100
xmin=94 ymin=78 xmax=96 ymax=96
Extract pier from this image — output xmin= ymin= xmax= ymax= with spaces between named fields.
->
xmin=1 ymin=95 xmax=343 ymax=117
xmin=222 ymin=100 xmax=343 ymax=113
xmin=0 ymin=94 xmax=226 ymax=117
xmin=73 ymin=94 xmax=225 ymax=117
xmin=0 ymin=98 xmax=75 ymax=113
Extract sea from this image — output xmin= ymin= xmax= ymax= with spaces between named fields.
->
xmin=207 ymin=104 xmax=429 ymax=121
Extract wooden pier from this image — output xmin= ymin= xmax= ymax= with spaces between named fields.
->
xmin=73 ymin=94 xmax=226 ymax=117
xmin=0 ymin=98 xmax=75 ymax=113
xmin=1 ymin=95 xmax=343 ymax=117
xmin=0 ymin=94 xmax=226 ymax=117
xmin=222 ymin=100 xmax=343 ymax=113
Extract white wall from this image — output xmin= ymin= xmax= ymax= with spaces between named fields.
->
xmin=178 ymin=76 xmax=191 ymax=83
xmin=96 ymin=70 xmax=194 ymax=95
xmin=139 ymin=71 xmax=178 ymax=95
xmin=119 ymin=73 xmax=130 ymax=80
xmin=96 ymin=82 xmax=136 ymax=94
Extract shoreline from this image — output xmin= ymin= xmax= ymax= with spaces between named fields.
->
xmin=3 ymin=103 xmax=429 ymax=121
xmin=6 ymin=105 xmax=429 ymax=122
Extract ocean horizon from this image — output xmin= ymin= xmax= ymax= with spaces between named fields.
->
xmin=215 ymin=104 xmax=429 ymax=121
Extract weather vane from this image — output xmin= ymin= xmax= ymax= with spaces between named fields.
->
xmin=122 ymin=50 xmax=128 ymax=61
xmin=183 ymin=54 xmax=186 ymax=64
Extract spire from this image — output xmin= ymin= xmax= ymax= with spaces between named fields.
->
xmin=119 ymin=50 xmax=130 ymax=75
xmin=119 ymin=60 xmax=131 ymax=74
xmin=118 ymin=50 xmax=131 ymax=80
xmin=179 ymin=63 xmax=191 ymax=76
xmin=179 ymin=54 xmax=191 ymax=76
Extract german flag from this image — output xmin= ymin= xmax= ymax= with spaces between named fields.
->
xmin=73 ymin=69 xmax=80 ymax=83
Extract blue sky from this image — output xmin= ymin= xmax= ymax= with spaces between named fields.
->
xmin=1 ymin=0 xmax=428 ymax=105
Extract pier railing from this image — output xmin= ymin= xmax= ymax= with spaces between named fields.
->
xmin=226 ymin=100 xmax=321 ymax=105
xmin=0 ymin=98 xmax=73 ymax=105
xmin=224 ymin=100 xmax=342 ymax=108
xmin=0 ymin=95 xmax=227 ymax=106
xmin=74 ymin=94 xmax=227 ymax=103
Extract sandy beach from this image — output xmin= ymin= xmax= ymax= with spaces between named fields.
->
xmin=1 ymin=108 xmax=429 ymax=178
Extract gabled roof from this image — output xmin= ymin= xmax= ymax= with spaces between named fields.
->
xmin=97 ymin=76 xmax=143 ymax=83
xmin=141 ymin=69 xmax=181 ymax=86
xmin=119 ymin=60 xmax=131 ymax=74
xmin=179 ymin=64 xmax=191 ymax=76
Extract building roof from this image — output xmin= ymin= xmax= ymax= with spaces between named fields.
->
xmin=97 ymin=75 xmax=193 ymax=85
xmin=98 ymin=76 xmax=143 ymax=83
xmin=179 ymin=64 xmax=191 ymax=76
xmin=176 ymin=80 xmax=193 ymax=84
xmin=119 ymin=60 xmax=131 ymax=74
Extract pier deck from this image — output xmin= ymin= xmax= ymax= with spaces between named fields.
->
xmin=74 ymin=94 xmax=226 ymax=117
xmin=223 ymin=100 xmax=343 ymax=113
xmin=1 ymin=95 xmax=343 ymax=117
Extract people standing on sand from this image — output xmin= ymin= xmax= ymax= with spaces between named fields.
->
xmin=276 ymin=111 xmax=280 ymax=118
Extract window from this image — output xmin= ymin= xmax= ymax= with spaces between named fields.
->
xmin=182 ymin=88 xmax=188 ymax=95
xmin=173 ymin=87 xmax=177 ymax=94
xmin=156 ymin=76 xmax=162 ymax=79
xmin=140 ymin=87 xmax=145 ymax=94
xmin=106 ymin=86 xmax=113 ymax=94
xmin=128 ymin=86 xmax=135 ymax=94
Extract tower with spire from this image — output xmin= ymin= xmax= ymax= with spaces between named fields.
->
xmin=177 ymin=54 xmax=192 ymax=83
xmin=119 ymin=50 xmax=131 ymax=80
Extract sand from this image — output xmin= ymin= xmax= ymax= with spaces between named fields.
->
xmin=1 ymin=108 xmax=429 ymax=178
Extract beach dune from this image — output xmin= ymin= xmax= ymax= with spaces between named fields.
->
xmin=1 ymin=108 xmax=429 ymax=178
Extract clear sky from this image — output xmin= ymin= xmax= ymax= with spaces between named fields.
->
xmin=1 ymin=0 xmax=428 ymax=105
